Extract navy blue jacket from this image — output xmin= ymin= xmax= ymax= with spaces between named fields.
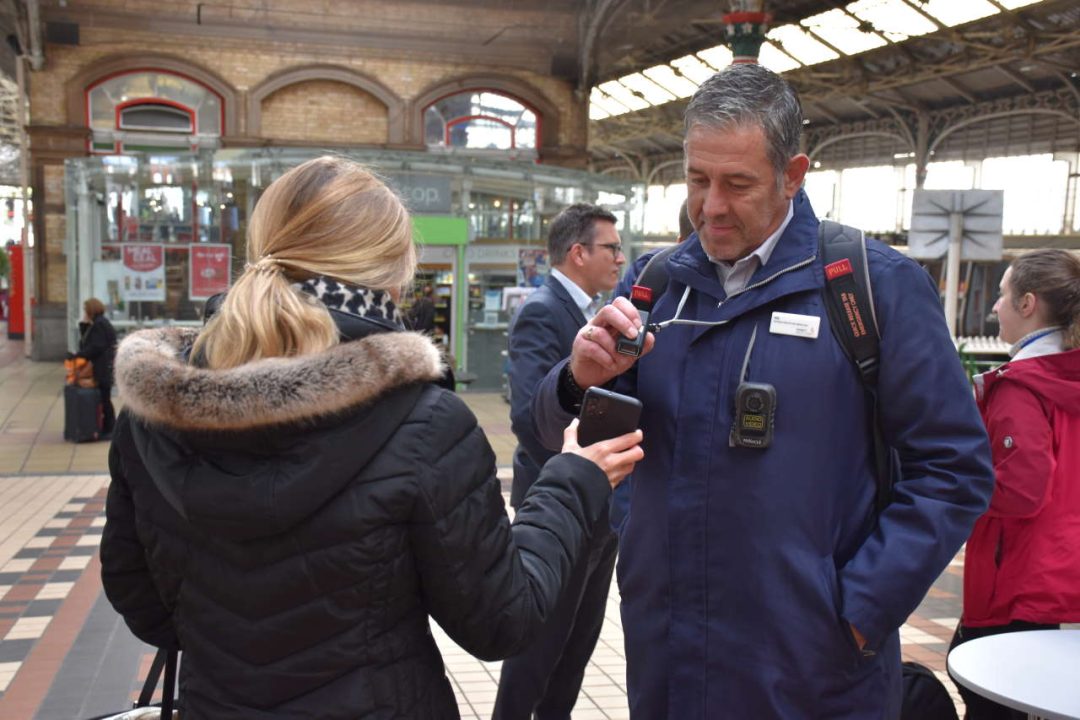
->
xmin=532 ymin=191 xmax=994 ymax=718
xmin=508 ymin=274 xmax=587 ymax=507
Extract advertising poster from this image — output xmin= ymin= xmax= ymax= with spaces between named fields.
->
xmin=121 ymin=244 xmax=166 ymax=301
xmin=189 ymin=243 xmax=232 ymax=300
xmin=517 ymin=248 xmax=548 ymax=288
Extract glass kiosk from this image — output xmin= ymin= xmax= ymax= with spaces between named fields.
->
xmin=65 ymin=148 xmax=639 ymax=390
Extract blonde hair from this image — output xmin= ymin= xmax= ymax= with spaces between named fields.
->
xmin=193 ymin=156 xmax=415 ymax=369
xmin=1008 ymin=249 xmax=1080 ymax=351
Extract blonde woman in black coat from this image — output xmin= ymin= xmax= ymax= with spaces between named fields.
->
xmin=100 ymin=156 xmax=643 ymax=719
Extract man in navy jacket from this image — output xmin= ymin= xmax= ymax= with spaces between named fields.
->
xmin=495 ymin=203 xmax=625 ymax=719
xmin=531 ymin=64 xmax=993 ymax=718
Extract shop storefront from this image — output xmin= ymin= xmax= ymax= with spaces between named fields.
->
xmin=64 ymin=148 xmax=639 ymax=390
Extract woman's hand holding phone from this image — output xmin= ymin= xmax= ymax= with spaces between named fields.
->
xmin=562 ymin=418 xmax=643 ymax=490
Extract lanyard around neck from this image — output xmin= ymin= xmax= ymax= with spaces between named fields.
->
xmin=1016 ymin=327 xmax=1061 ymax=351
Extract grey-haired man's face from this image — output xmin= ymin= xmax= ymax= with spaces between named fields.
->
xmin=685 ymin=123 xmax=808 ymax=263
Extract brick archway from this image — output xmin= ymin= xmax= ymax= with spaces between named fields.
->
xmin=248 ymin=65 xmax=406 ymax=144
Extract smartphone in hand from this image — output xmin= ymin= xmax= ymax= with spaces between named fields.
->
xmin=577 ymin=387 xmax=643 ymax=446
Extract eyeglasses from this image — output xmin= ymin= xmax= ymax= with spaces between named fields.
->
xmin=590 ymin=242 xmax=624 ymax=258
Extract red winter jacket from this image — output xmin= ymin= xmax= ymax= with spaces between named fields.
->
xmin=963 ymin=347 xmax=1080 ymax=626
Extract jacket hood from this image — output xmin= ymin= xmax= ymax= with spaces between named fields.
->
xmin=114 ymin=327 xmax=445 ymax=540
xmin=116 ymin=327 xmax=442 ymax=431
xmin=980 ymin=347 xmax=1080 ymax=410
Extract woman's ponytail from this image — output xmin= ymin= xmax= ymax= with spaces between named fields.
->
xmin=1064 ymin=295 xmax=1080 ymax=351
xmin=192 ymin=259 xmax=338 ymax=369
xmin=190 ymin=156 xmax=414 ymax=370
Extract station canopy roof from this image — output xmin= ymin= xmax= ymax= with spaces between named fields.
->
xmin=592 ymin=0 xmax=1049 ymax=120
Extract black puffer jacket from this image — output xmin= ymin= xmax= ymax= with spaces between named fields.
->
xmin=101 ymin=325 xmax=610 ymax=720
xmin=77 ymin=314 xmax=117 ymax=386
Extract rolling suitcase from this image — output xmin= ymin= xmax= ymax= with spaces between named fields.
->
xmin=64 ymin=384 xmax=103 ymax=442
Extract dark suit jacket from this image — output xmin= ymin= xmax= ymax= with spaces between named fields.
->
xmin=508 ymin=274 xmax=587 ymax=507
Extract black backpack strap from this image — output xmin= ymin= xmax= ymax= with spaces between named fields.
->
xmin=633 ymin=244 xmax=679 ymax=299
xmin=135 ymin=649 xmax=167 ymax=708
xmin=160 ymin=649 xmax=177 ymax=719
xmin=135 ymin=647 xmax=179 ymax=716
xmin=819 ymin=221 xmax=880 ymax=381
xmin=819 ymin=221 xmax=891 ymax=513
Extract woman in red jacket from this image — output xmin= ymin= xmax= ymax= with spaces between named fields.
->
xmin=950 ymin=249 xmax=1080 ymax=719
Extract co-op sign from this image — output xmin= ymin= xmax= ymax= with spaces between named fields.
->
xmin=387 ymin=173 xmax=452 ymax=214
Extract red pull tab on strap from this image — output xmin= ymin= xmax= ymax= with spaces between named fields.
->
xmin=630 ymin=285 xmax=653 ymax=307
xmin=825 ymin=258 xmax=853 ymax=281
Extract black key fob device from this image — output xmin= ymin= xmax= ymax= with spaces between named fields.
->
xmin=615 ymin=310 xmax=649 ymax=357
xmin=617 ymin=285 xmax=654 ymax=358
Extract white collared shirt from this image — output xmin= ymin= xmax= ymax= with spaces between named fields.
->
xmin=551 ymin=268 xmax=600 ymax=320
xmin=707 ymin=201 xmax=794 ymax=298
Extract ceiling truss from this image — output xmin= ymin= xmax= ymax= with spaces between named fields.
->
xmin=590 ymin=0 xmax=1080 ymax=180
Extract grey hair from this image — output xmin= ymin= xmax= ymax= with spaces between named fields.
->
xmin=684 ymin=64 xmax=803 ymax=184
xmin=547 ymin=203 xmax=618 ymax=266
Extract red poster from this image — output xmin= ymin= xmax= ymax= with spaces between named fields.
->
xmin=189 ymin=243 xmax=232 ymax=300
xmin=121 ymin=244 xmax=166 ymax=301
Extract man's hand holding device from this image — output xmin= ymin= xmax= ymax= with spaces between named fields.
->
xmin=615 ymin=286 xmax=654 ymax=358
xmin=562 ymin=387 xmax=644 ymax=489
xmin=570 ymin=296 xmax=655 ymax=390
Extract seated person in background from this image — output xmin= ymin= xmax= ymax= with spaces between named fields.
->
xmin=950 ymin=248 xmax=1080 ymax=720
xmin=101 ymin=156 xmax=643 ymax=720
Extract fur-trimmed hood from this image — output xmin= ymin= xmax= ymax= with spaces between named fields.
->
xmin=116 ymin=327 xmax=444 ymax=432
xmin=112 ymin=327 xmax=446 ymax=541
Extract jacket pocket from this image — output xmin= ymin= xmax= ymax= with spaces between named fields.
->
xmin=819 ymin=556 xmax=869 ymax=670
xmin=963 ymin=519 xmax=1003 ymax=623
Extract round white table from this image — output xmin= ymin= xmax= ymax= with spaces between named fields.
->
xmin=947 ymin=629 xmax=1080 ymax=720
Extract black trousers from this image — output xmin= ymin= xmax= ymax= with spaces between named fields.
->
xmin=98 ymin=383 xmax=116 ymax=435
xmin=948 ymin=619 xmax=1059 ymax=720
xmin=492 ymin=521 xmax=619 ymax=720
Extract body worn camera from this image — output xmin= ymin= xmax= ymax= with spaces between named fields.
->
xmin=730 ymin=382 xmax=777 ymax=449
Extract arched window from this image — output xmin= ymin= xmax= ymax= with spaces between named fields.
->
xmin=87 ymin=70 xmax=223 ymax=153
xmin=424 ymin=91 xmax=537 ymax=153
xmin=117 ymin=100 xmax=194 ymax=132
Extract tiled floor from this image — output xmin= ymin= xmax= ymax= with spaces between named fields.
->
xmin=0 ymin=328 xmax=983 ymax=718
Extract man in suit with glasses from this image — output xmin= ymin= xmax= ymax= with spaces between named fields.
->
xmin=495 ymin=203 xmax=625 ymax=720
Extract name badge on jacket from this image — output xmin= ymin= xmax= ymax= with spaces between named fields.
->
xmin=769 ymin=311 xmax=820 ymax=339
